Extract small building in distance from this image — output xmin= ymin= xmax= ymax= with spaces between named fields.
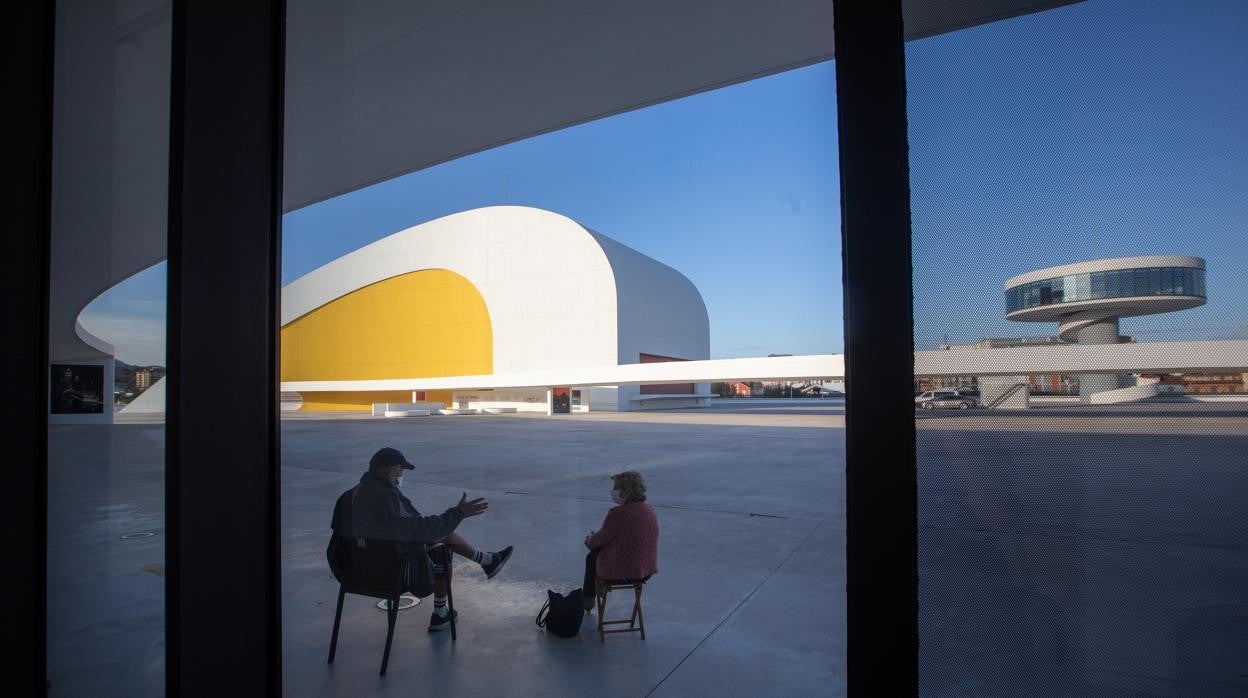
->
xmin=1149 ymin=372 xmax=1248 ymax=395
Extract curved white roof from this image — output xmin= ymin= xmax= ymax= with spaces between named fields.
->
xmin=1004 ymin=255 xmax=1205 ymax=289
xmin=281 ymin=206 xmax=708 ymax=374
xmin=1004 ymin=255 xmax=1207 ymax=328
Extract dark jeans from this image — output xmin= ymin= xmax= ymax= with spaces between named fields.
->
xmin=581 ymin=549 xmax=650 ymax=602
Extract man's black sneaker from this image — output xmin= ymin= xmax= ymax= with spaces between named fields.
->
xmin=482 ymin=545 xmax=513 ymax=580
xmin=427 ymin=609 xmax=457 ymax=632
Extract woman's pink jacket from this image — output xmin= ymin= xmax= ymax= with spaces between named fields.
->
xmin=585 ymin=500 xmax=659 ymax=581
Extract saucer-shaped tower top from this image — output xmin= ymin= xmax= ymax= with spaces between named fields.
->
xmin=1004 ymin=256 xmax=1206 ymax=343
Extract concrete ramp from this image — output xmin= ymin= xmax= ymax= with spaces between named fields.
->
xmin=119 ymin=377 xmax=166 ymax=414
xmin=979 ymin=377 xmax=1030 ymax=409
xmin=1088 ymin=383 xmax=1163 ymax=404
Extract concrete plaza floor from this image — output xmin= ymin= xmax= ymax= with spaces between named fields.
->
xmin=279 ymin=401 xmax=846 ymax=697
xmin=914 ymin=402 xmax=1248 ymax=697
xmin=46 ymin=399 xmax=1248 ymax=696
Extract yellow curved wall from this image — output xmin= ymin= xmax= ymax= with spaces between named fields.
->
xmin=282 ymin=269 xmax=491 ymax=410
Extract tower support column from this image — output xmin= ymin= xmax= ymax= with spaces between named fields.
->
xmin=1076 ymin=316 xmax=1130 ymax=396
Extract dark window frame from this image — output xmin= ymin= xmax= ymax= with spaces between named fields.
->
xmin=20 ymin=0 xmax=922 ymax=694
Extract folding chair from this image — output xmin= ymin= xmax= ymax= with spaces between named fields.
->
xmin=327 ymin=539 xmax=455 ymax=675
xmin=595 ymin=576 xmax=649 ymax=642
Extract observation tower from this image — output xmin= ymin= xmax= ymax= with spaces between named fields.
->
xmin=1004 ymin=256 xmax=1206 ymax=396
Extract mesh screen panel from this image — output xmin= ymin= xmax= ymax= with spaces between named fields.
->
xmin=905 ymin=1 xmax=1248 ymax=694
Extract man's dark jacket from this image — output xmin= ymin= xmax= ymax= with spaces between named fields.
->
xmin=327 ymin=470 xmax=464 ymax=596
xmin=335 ymin=470 xmax=464 ymax=543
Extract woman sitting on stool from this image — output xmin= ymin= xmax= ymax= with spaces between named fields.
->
xmin=582 ymin=470 xmax=659 ymax=611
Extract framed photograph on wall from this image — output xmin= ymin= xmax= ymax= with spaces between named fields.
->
xmin=50 ymin=364 xmax=104 ymax=414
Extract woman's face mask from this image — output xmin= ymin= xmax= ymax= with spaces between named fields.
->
xmin=611 ymin=488 xmax=625 ymax=504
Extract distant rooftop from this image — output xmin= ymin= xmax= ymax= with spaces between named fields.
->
xmin=946 ymin=336 xmax=1068 ymax=350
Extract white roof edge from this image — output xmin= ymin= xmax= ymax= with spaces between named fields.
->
xmin=281 ymin=340 xmax=1248 ymax=391
xmin=1005 ymin=256 xmax=1206 ymax=289
xmin=280 ymin=205 xmax=597 ymax=325
xmin=283 ymin=354 xmax=844 ymax=391
xmin=915 ymin=340 xmax=1248 ymax=376
xmin=73 ymin=318 xmax=115 ymax=356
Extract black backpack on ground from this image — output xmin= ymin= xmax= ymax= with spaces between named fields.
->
xmin=536 ymin=588 xmax=585 ymax=638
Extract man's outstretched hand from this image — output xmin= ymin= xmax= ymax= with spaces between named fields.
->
xmin=456 ymin=492 xmax=488 ymax=518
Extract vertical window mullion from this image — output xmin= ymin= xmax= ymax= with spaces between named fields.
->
xmin=833 ymin=1 xmax=918 ymax=694
xmin=166 ymin=2 xmax=284 ymax=694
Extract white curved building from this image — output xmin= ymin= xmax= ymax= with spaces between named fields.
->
xmin=1005 ymin=255 xmax=1207 ymax=394
xmin=280 ymin=206 xmax=710 ymax=411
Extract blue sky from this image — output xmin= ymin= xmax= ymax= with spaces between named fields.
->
xmin=278 ymin=61 xmax=842 ymax=360
xmin=907 ymin=0 xmax=1248 ymax=348
xmin=82 ymin=0 xmax=1247 ymax=366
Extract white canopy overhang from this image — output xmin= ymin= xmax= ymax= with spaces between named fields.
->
xmin=281 ymin=340 xmax=1248 ymax=393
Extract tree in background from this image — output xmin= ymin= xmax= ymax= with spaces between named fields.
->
xmin=711 ymin=382 xmax=736 ymax=398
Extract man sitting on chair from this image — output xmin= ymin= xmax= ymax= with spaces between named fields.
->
xmin=342 ymin=446 xmax=514 ymax=632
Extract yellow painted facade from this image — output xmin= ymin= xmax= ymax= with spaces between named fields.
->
xmin=282 ymin=269 xmax=492 ymax=411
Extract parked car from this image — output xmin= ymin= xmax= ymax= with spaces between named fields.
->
xmin=917 ymin=393 xmax=978 ymax=410
xmin=914 ymin=388 xmax=959 ymax=404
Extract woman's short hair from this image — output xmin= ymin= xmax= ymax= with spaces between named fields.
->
xmin=611 ymin=470 xmax=647 ymax=502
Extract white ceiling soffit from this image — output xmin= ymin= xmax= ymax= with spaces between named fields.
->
xmin=283 ymin=0 xmax=1082 ymax=212
xmin=53 ymin=0 xmax=1079 ymax=363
